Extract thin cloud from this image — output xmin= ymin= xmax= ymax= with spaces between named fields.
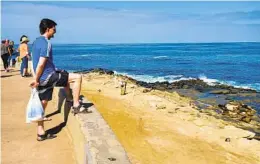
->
xmin=2 ymin=2 xmax=260 ymax=43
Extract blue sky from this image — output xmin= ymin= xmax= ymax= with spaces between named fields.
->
xmin=1 ymin=1 xmax=260 ymax=43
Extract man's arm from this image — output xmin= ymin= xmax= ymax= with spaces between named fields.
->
xmin=35 ymin=57 xmax=47 ymax=82
xmin=30 ymin=57 xmax=47 ymax=88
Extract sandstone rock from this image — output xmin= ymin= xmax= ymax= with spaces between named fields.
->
xmin=143 ymin=88 xmax=152 ymax=93
xmin=222 ymin=126 xmax=256 ymax=139
xmin=210 ymin=89 xmax=230 ymax=94
xmin=218 ymin=104 xmax=226 ymax=110
xmin=248 ymin=109 xmax=257 ymax=116
xmin=80 ymin=68 xmax=115 ymax=75
xmin=215 ymin=109 xmax=223 ymax=114
xmin=108 ymin=157 xmax=116 ymax=161
xmin=246 ymin=105 xmax=254 ymax=110
xmin=239 ymin=107 xmax=248 ymax=113
xmin=225 ymin=138 xmax=231 ymax=142
xmin=156 ymin=104 xmax=166 ymax=110
xmin=226 ymin=104 xmax=239 ymax=111
xmin=230 ymin=89 xmax=240 ymax=94
xmin=228 ymin=111 xmax=238 ymax=118
xmin=241 ymin=116 xmax=252 ymax=123
xmin=183 ymin=85 xmax=189 ymax=89
xmin=239 ymin=112 xmax=247 ymax=116
xmin=193 ymin=119 xmax=204 ymax=126
xmin=229 ymin=101 xmax=241 ymax=106
xmin=253 ymin=135 xmax=260 ymax=141
xmin=217 ymin=101 xmax=257 ymax=124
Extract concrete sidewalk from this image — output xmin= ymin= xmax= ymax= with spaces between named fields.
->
xmin=1 ymin=69 xmax=76 ymax=164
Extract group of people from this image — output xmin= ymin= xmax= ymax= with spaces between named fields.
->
xmin=3 ymin=18 xmax=86 ymax=141
xmin=1 ymin=35 xmax=31 ymax=77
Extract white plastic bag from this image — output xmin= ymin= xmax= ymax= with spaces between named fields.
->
xmin=26 ymin=88 xmax=44 ymax=123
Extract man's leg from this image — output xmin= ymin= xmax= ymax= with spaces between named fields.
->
xmin=36 ymin=99 xmax=56 ymax=141
xmin=20 ymin=58 xmax=24 ymax=76
xmin=24 ymin=58 xmax=28 ymax=75
xmin=3 ymin=54 xmax=9 ymax=71
xmin=68 ymin=73 xmax=82 ymax=107
xmin=37 ymin=100 xmax=48 ymax=135
xmin=64 ymin=83 xmax=73 ymax=101
xmin=23 ymin=68 xmax=27 ymax=76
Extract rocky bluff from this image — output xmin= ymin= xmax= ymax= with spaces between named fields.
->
xmin=77 ymin=68 xmax=260 ymax=124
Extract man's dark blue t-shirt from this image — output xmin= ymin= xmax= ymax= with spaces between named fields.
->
xmin=31 ymin=36 xmax=56 ymax=81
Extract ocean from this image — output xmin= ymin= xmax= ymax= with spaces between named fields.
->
xmin=52 ymin=43 xmax=260 ymax=91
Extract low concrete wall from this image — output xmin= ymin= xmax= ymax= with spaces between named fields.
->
xmin=54 ymin=88 xmax=131 ymax=164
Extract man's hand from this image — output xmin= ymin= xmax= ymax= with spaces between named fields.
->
xmin=26 ymin=54 xmax=31 ymax=59
xmin=29 ymin=81 xmax=39 ymax=88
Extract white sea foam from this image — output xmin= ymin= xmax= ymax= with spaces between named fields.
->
xmin=71 ymin=54 xmax=90 ymax=58
xmin=114 ymin=71 xmax=193 ymax=83
xmin=78 ymin=53 xmax=102 ymax=57
xmin=113 ymin=71 xmax=260 ymax=91
xmin=198 ymin=74 xmax=219 ymax=86
xmin=80 ymin=54 xmax=90 ymax=57
xmin=153 ymin=56 xmax=169 ymax=59
xmin=198 ymin=75 xmax=260 ymax=91
xmin=173 ymin=77 xmax=195 ymax=82
xmin=221 ymin=81 xmax=260 ymax=91
xmin=246 ymin=83 xmax=260 ymax=91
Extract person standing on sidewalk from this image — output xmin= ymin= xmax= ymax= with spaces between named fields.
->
xmin=1 ymin=40 xmax=10 ymax=72
xmin=19 ymin=35 xmax=30 ymax=77
xmin=30 ymin=18 xmax=86 ymax=141
xmin=7 ymin=40 xmax=15 ymax=67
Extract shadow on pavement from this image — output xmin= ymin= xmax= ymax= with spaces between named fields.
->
xmin=46 ymin=88 xmax=94 ymax=135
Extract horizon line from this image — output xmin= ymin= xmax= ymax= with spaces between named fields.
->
xmin=12 ymin=41 xmax=260 ymax=46
xmin=38 ymin=41 xmax=260 ymax=45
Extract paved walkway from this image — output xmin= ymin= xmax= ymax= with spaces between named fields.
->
xmin=1 ymin=69 xmax=76 ymax=164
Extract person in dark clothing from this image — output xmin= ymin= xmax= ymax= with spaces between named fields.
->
xmin=1 ymin=40 xmax=9 ymax=72
xmin=7 ymin=41 xmax=15 ymax=67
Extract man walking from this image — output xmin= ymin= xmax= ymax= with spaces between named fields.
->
xmin=30 ymin=18 xmax=86 ymax=141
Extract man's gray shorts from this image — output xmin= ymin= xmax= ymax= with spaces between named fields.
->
xmin=37 ymin=70 xmax=69 ymax=101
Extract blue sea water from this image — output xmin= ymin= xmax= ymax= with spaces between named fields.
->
xmin=52 ymin=43 xmax=260 ymax=91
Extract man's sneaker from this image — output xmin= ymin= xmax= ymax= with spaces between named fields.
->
xmin=71 ymin=104 xmax=87 ymax=115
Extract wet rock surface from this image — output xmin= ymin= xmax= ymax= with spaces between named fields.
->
xmin=218 ymin=102 xmax=257 ymax=123
xmin=75 ymin=68 xmax=114 ymax=75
